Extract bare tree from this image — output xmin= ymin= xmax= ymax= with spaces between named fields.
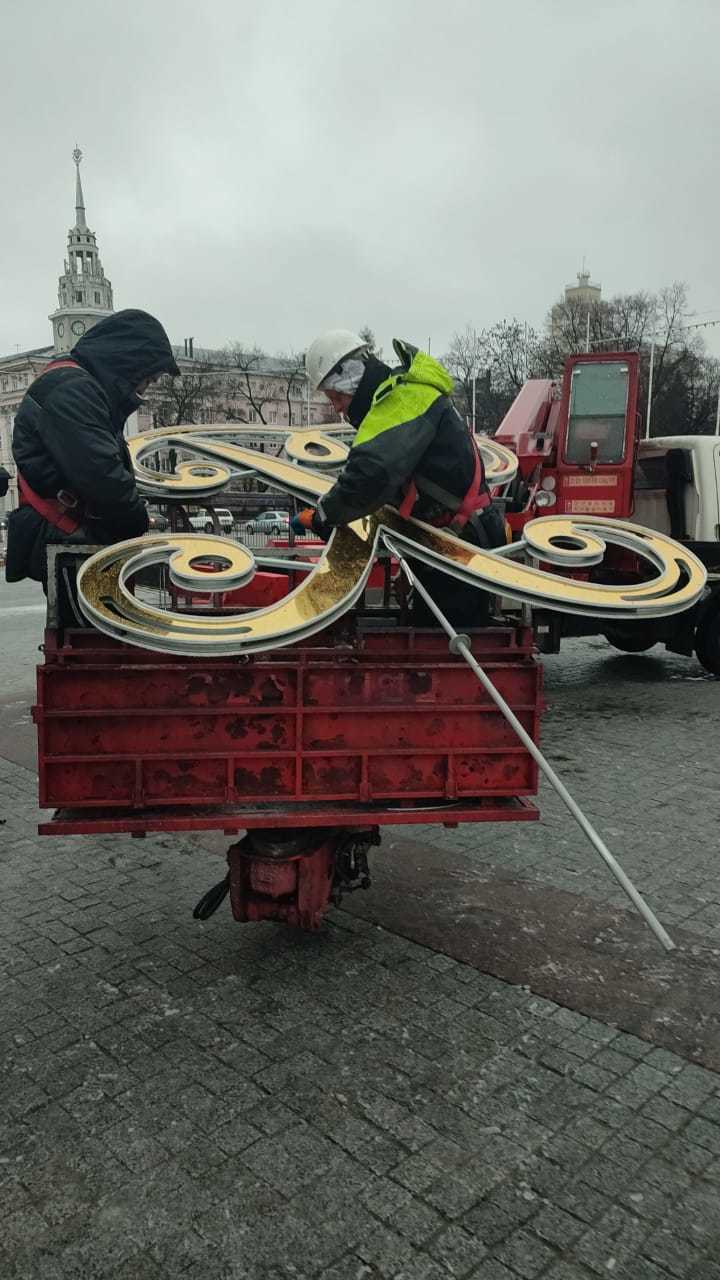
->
xmin=540 ymin=280 xmax=720 ymax=435
xmin=277 ymin=350 xmax=307 ymax=427
xmin=443 ymin=325 xmax=487 ymax=423
xmin=484 ymin=320 xmax=541 ymax=397
xmin=541 ymin=287 xmax=660 ymax=372
xmin=222 ymin=345 xmax=272 ymax=424
xmin=154 ymin=361 xmax=220 ymax=426
xmin=359 ymin=325 xmax=383 ymax=360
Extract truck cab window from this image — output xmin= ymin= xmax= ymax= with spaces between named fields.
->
xmin=565 ymin=362 xmax=629 ymax=464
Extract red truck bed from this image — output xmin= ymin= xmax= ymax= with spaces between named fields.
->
xmin=34 ymin=624 xmax=541 ymax=836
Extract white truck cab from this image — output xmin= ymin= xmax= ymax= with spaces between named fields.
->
xmin=634 ymin=435 xmax=720 ymax=545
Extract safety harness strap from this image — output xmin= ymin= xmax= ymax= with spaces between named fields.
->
xmin=17 ymin=472 xmax=82 ymax=535
xmin=399 ymin=435 xmax=491 ymax=528
xmin=17 ymin=359 xmax=85 ymax=535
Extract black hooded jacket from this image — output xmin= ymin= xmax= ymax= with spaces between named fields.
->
xmin=6 ymin=309 xmax=179 ymax=583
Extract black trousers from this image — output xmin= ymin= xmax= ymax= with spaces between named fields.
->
xmin=409 ymin=503 xmax=505 ymax=628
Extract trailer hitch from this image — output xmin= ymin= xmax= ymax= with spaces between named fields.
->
xmin=331 ymin=829 xmax=380 ymax=905
xmin=192 ymin=826 xmax=380 ymax=928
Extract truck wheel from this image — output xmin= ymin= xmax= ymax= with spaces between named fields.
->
xmin=603 ymin=624 xmax=658 ymax=653
xmin=695 ymin=605 xmax=720 ymax=676
xmin=204 ymin=522 xmax=214 ymax=533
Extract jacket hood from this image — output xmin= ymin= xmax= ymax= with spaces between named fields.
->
xmin=71 ymin=309 xmax=180 ymax=419
xmin=392 ymin=338 xmax=454 ymax=396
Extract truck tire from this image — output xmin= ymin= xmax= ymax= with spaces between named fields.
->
xmin=603 ymin=624 xmax=658 ymax=653
xmin=204 ymin=521 xmax=214 ymax=533
xmin=695 ymin=604 xmax=720 ymax=676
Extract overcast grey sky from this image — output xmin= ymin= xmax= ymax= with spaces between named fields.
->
xmin=3 ymin=0 xmax=720 ymax=359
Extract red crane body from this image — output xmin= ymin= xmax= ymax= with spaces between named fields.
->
xmin=495 ymin=351 xmax=640 ymax=532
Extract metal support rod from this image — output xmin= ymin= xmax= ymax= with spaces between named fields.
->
xmin=715 ymin=384 xmax=720 ymax=437
xmin=384 ymin=538 xmax=676 ymax=953
xmin=645 ymin=339 xmax=655 ymax=439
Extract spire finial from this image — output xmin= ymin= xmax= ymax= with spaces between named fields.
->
xmin=73 ymin=145 xmax=87 ymax=230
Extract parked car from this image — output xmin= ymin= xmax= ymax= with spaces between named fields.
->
xmin=145 ymin=507 xmax=169 ymax=532
xmin=188 ymin=508 xmax=235 ymax=533
xmin=241 ymin=509 xmax=290 ymax=536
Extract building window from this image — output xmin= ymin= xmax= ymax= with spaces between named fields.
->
xmin=249 ymin=410 xmax=257 ymax=423
xmin=75 ymin=291 xmax=83 ymax=303
xmin=94 ymin=292 xmax=101 ymax=305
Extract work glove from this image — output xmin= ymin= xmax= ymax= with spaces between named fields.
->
xmin=291 ymin=508 xmax=334 ymax=540
xmin=291 ymin=509 xmax=314 ymax=535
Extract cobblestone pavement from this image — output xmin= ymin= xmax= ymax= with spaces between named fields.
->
xmin=381 ymin=638 xmax=720 ymax=946
xmin=2 ymin=639 xmax=720 ymax=1280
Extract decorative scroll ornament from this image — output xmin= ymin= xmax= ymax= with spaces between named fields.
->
xmin=75 ymin=435 xmax=707 ymax=656
xmin=127 ymin=424 xmax=519 ymax=500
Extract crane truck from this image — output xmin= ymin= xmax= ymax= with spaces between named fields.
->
xmin=494 ymin=351 xmax=720 ymax=674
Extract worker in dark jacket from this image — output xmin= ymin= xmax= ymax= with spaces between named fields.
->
xmin=298 ymin=329 xmax=505 ymax=625
xmin=6 ymin=309 xmax=179 ymax=586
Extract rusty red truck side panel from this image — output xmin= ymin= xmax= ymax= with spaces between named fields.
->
xmin=34 ymin=625 xmax=542 ymax=833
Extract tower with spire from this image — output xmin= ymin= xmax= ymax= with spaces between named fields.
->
xmin=49 ymin=147 xmax=114 ymax=352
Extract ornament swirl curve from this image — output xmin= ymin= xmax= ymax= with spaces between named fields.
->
xmin=76 ymin=476 xmax=707 ymax=660
xmin=73 ymin=429 xmax=706 ymax=655
xmin=127 ymin=423 xmax=518 ymax=500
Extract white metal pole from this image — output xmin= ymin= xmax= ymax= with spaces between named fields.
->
xmin=472 ymin=372 xmax=477 ymax=434
xmin=384 ymin=539 xmax=677 ymax=953
xmin=306 ymin=373 xmax=311 ymax=427
xmin=645 ymin=339 xmax=655 ymax=439
xmin=585 ymin=310 xmax=591 ymax=353
xmin=715 ymin=384 xmax=720 ymax=436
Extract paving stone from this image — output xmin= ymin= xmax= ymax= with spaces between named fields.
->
xmin=2 ymin=685 xmax=720 ymax=1280
xmin=491 ymin=1229 xmax=556 ymax=1278
xmin=356 ymin=1223 xmax=418 ymax=1277
xmin=530 ymin=1204 xmax=584 ymax=1249
xmin=428 ymin=1224 xmax=487 ymax=1276
xmin=388 ymin=1198 xmax=445 ymax=1247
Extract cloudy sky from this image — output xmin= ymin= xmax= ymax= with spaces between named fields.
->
xmin=3 ymin=0 xmax=720 ymax=360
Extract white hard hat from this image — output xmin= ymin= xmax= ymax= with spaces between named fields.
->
xmin=305 ymin=329 xmax=368 ymax=391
